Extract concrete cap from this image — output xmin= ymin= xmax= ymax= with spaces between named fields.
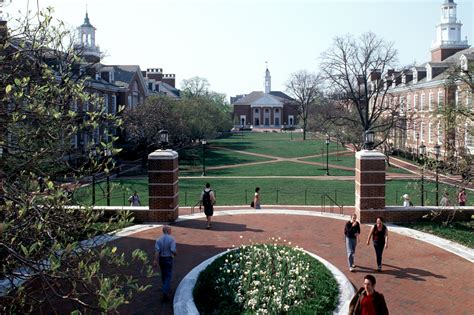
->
xmin=356 ymin=150 xmax=385 ymax=159
xmin=148 ymin=149 xmax=178 ymax=160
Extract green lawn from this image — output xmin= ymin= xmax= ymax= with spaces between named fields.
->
xmin=302 ymin=153 xmax=411 ymax=174
xmin=177 ymin=146 xmax=272 ymax=171
xmin=210 ymin=132 xmax=344 ymax=158
xmin=400 ymin=221 xmax=474 ymax=248
xmin=180 ymin=161 xmax=354 ymax=177
xmin=75 ymin=177 xmax=460 ymax=207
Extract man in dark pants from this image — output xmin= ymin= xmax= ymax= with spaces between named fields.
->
xmin=349 ymin=274 xmax=389 ymax=315
xmin=153 ymin=225 xmax=177 ymax=302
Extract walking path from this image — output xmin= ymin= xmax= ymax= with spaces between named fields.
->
xmin=106 ymin=208 xmax=473 ymax=315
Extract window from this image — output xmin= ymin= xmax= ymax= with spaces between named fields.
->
xmin=255 ymin=108 xmax=259 ymax=113
xmin=406 ymin=95 xmax=411 ymax=112
xmin=127 ymin=95 xmax=132 ymax=107
xmin=111 ymin=95 xmax=117 ymax=114
xmin=428 ymin=122 xmax=433 ymax=143
xmin=414 ymin=94 xmax=418 ymax=111
xmin=420 ymin=93 xmax=425 ymax=111
xmin=104 ymin=95 xmax=109 ymax=114
xmin=438 ymin=91 xmax=444 ymax=110
xmin=407 ymin=121 xmax=411 ymax=139
xmin=275 ymin=108 xmax=279 ymax=113
xmin=455 ymin=89 xmax=459 ymax=107
xmin=428 ymin=92 xmax=433 ymax=111
xmin=466 ymin=91 xmax=472 ymax=110
xmin=420 ymin=122 xmax=425 ymax=141
xmin=399 ymin=96 xmax=405 ymax=113
xmin=466 ymin=124 xmax=474 ymax=148
xmin=437 ymin=122 xmax=443 ymax=144
xmin=413 ymin=122 xmax=417 ymax=140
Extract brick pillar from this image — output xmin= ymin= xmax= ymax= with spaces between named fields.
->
xmin=148 ymin=150 xmax=179 ymax=222
xmin=355 ymin=150 xmax=386 ymax=223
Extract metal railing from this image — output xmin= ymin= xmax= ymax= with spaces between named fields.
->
xmin=320 ymin=193 xmax=344 ymax=214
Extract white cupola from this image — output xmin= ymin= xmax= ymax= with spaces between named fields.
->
xmin=432 ymin=0 xmax=469 ymax=51
xmin=76 ymin=10 xmax=101 ymax=61
xmin=264 ymin=65 xmax=271 ymax=94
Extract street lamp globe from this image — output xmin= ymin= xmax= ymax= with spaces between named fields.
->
xmin=419 ymin=143 xmax=426 ymax=156
xmin=159 ymin=129 xmax=169 ymax=149
xmin=325 ymin=134 xmax=330 ymax=145
xmin=364 ymin=129 xmax=375 ymax=150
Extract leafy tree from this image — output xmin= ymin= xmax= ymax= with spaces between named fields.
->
xmin=181 ymin=76 xmax=210 ymax=97
xmin=320 ymin=32 xmax=400 ymax=149
xmin=123 ymin=80 xmax=233 ymax=151
xmin=0 ymin=8 xmax=152 ymax=313
xmin=286 ymin=70 xmax=322 ymax=140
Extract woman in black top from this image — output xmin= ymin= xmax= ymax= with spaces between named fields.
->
xmin=344 ymin=213 xmax=361 ymax=272
xmin=367 ymin=216 xmax=389 ymax=272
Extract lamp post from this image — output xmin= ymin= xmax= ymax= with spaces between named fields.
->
xmin=419 ymin=143 xmax=426 ymax=206
xmin=202 ymin=139 xmax=207 ymax=176
xmin=364 ymin=129 xmax=375 ymax=150
xmin=434 ymin=144 xmax=441 ymax=206
xmin=415 ymin=132 xmax=420 ymax=160
xmin=325 ymin=134 xmax=330 ymax=176
xmin=159 ymin=129 xmax=169 ymax=149
xmin=240 ymin=125 xmax=244 ymax=139
xmin=105 ymin=148 xmax=112 ymax=207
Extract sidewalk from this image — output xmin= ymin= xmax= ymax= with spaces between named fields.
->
xmin=109 ymin=209 xmax=473 ymax=314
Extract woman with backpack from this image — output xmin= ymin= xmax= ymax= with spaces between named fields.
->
xmin=200 ymin=183 xmax=216 ymax=229
xmin=366 ymin=216 xmax=389 ymax=272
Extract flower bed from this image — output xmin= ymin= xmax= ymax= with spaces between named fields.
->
xmin=193 ymin=239 xmax=339 ymax=314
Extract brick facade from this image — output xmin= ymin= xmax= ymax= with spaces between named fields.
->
xmin=148 ymin=150 xmax=179 ymax=222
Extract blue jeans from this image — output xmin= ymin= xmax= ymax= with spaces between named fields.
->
xmin=159 ymin=256 xmax=173 ymax=295
xmin=345 ymin=237 xmax=357 ymax=267
xmin=373 ymin=241 xmax=385 ymax=268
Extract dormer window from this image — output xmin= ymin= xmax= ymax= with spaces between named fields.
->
xmin=413 ymin=70 xmax=418 ymax=83
xmin=426 ymin=65 xmax=432 ymax=81
xmin=402 ymin=75 xmax=406 ymax=84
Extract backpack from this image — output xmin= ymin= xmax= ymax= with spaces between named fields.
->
xmin=202 ymin=190 xmax=212 ymax=207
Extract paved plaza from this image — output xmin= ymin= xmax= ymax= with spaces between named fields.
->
xmin=108 ymin=208 xmax=474 ymax=315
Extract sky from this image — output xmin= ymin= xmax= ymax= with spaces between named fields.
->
xmin=5 ymin=0 xmax=474 ymax=99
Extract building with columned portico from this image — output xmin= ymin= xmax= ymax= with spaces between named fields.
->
xmin=231 ymin=67 xmax=298 ymax=129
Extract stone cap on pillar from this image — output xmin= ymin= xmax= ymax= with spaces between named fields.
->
xmin=148 ymin=149 xmax=178 ymax=160
xmin=356 ymin=150 xmax=385 ymax=159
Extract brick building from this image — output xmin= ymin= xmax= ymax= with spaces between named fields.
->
xmin=231 ymin=67 xmax=298 ymax=129
xmin=385 ymin=0 xmax=473 ymax=159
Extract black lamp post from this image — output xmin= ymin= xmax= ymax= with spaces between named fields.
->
xmin=159 ymin=129 xmax=169 ymax=149
xmin=325 ymin=134 xmax=330 ymax=176
xmin=364 ymin=129 xmax=375 ymax=150
xmin=105 ymin=148 xmax=112 ymax=207
xmin=434 ymin=143 xmax=441 ymax=206
xmin=202 ymin=139 xmax=207 ymax=176
xmin=241 ymin=125 xmax=244 ymax=139
xmin=415 ymin=132 xmax=420 ymax=160
xmin=419 ymin=143 xmax=426 ymax=206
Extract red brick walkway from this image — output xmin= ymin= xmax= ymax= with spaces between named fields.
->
xmin=112 ymin=211 xmax=474 ymax=315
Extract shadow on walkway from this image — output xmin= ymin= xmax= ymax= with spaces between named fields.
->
xmin=175 ymin=218 xmax=265 ymax=232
